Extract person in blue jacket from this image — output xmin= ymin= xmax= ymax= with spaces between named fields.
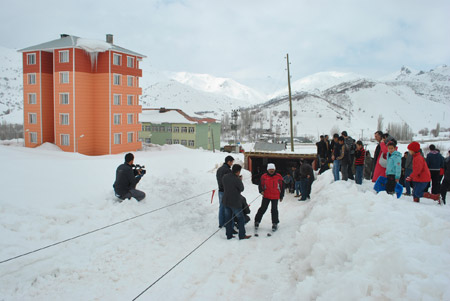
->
xmin=385 ymin=141 xmax=402 ymax=195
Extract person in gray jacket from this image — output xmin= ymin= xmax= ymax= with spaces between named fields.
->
xmin=113 ymin=153 xmax=146 ymax=201
xmin=222 ymin=164 xmax=251 ymax=240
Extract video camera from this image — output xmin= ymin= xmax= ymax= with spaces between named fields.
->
xmin=132 ymin=164 xmax=146 ymax=175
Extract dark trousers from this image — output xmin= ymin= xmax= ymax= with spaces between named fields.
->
xmin=348 ymin=155 xmax=355 ymax=180
xmin=441 ymin=177 xmax=449 ymax=204
xmin=255 ymin=198 xmax=279 ymax=225
xmin=430 ymin=170 xmax=442 ymax=194
xmin=224 ymin=206 xmax=246 ymax=239
xmin=386 ymin=175 xmax=396 ymax=194
xmin=300 ymin=178 xmax=310 ymax=200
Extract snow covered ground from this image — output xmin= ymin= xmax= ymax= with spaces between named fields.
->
xmin=1 ymin=143 xmax=450 ymax=300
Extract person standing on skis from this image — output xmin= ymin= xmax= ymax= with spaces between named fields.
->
xmin=254 ymin=163 xmax=284 ymax=231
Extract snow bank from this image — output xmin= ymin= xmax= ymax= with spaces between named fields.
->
xmin=0 ymin=144 xmax=449 ymax=300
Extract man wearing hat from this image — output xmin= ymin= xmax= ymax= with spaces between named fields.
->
xmin=254 ymin=163 xmax=285 ymax=231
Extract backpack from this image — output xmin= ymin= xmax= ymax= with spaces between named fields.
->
xmin=345 ymin=137 xmax=356 ymax=155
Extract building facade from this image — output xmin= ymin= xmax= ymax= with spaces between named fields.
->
xmin=19 ymin=34 xmax=145 ymax=155
xmin=139 ymin=108 xmax=220 ymax=150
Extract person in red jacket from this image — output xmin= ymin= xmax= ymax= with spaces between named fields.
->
xmin=254 ymin=163 xmax=285 ymax=231
xmin=406 ymin=142 xmax=435 ymax=203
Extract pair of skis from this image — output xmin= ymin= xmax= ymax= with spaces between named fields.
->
xmin=254 ymin=226 xmax=277 ymax=237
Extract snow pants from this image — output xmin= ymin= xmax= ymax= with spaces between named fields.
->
xmin=255 ymin=198 xmax=279 ymax=225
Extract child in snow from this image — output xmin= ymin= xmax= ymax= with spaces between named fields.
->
xmin=406 ymin=142 xmax=433 ymax=203
xmin=385 ymin=141 xmax=402 ymax=194
xmin=354 ymin=141 xmax=366 ymax=185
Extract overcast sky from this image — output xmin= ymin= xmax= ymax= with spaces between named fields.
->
xmin=1 ymin=0 xmax=449 ymax=93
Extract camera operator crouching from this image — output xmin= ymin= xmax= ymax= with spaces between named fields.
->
xmin=113 ymin=153 xmax=146 ymax=202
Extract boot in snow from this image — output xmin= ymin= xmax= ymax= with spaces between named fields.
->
xmin=413 ymin=197 xmax=420 ymax=203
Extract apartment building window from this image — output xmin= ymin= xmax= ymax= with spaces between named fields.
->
xmin=60 ymin=72 xmax=69 ymax=84
xmin=60 ymin=93 xmax=69 ymax=105
xmin=127 ymin=132 xmax=134 ymax=143
xmin=113 ymin=114 xmax=121 ymax=125
xmin=189 ymin=127 xmax=195 ymax=133
xmin=127 ymin=114 xmax=133 ymax=124
xmin=59 ymin=50 xmax=69 ymax=63
xmin=144 ymin=125 xmax=151 ymax=131
xmin=127 ymin=56 xmax=134 ymax=68
xmin=126 ymin=76 xmax=133 ymax=87
xmin=127 ymin=95 xmax=133 ymax=105
xmin=181 ymin=127 xmax=188 ymax=133
xmin=159 ymin=126 xmax=165 ymax=132
xmin=173 ymin=126 xmax=179 ymax=133
xmin=28 ymin=113 xmax=37 ymax=124
xmin=189 ymin=140 xmax=195 ymax=147
xmin=29 ymin=132 xmax=37 ymax=144
xmin=60 ymin=113 xmax=69 ymax=125
xmin=28 ymin=93 xmax=37 ymax=104
xmin=173 ymin=139 xmax=179 ymax=144
xmin=167 ymin=126 xmax=172 ymax=132
xmin=113 ymin=74 xmax=121 ymax=85
xmin=114 ymin=133 xmax=121 ymax=144
xmin=181 ymin=140 xmax=187 ymax=146
xmin=28 ymin=73 xmax=36 ymax=85
xmin=166 ymin=139 xmax=172 ymax=144
xmin=145 ymin=138 xmax=151 ymax=143
xmin=61 ymin=134 xmax=70 ymax=146
xmin=152 ymin=126 xmax=159 ymax=132
xmin=113 ymin=94 xmax=121 ymax=105
xmin=27 ymin=53 xmax=36 ymax=65
xmin=113 ymin=53 xmax=121 ymax=65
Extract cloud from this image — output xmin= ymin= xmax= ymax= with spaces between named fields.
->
xmin=1 ymin=0 xmax=449 ymax=92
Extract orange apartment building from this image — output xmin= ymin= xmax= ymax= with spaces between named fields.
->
xmin=18 ymin=34 xmax=145 ymax=155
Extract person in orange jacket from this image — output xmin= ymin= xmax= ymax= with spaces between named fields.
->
xmin=406 ymin=142 xmax=436 ymax=203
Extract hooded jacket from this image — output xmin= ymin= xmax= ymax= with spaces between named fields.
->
xmin=410 ymin=152 xmax=431 ymax=183
xmin=426 ymin=151 xmax=444 ymax=171
xmin=386 ymin=151 xmax=402 ymax=179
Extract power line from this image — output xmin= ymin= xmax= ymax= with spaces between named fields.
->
xmin=132 ymin=194 xmax=262 ymax=300
xmin=0 ymin=190 xmax=214 ymax=265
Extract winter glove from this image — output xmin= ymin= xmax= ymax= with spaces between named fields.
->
xmin=406 ymin=176 xmax=412 ymax=182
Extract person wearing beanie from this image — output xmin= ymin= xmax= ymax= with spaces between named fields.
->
xmin=255 ymin=163 xmax=285 ymax=231
xmin=216 ymin=155 xmax=234 ymax=228
xmin=406 ymin=142 xmax=434 ymax=202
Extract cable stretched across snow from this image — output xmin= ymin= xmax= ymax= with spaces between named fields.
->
xmin=0 ymin=190 xmax=215 ymax=265
xmin=132 ymin=193 xmax=262 ymax=301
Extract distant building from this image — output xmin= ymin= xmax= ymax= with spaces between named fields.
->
xmin=139 ymin=108 xmax=220 ymax=150
xmin=18 ymin=34 xmax=145 ymax=155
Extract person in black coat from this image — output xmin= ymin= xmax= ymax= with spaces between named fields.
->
xmin=440 ymin=151 xmax=450 ymax=205
xmin=216 ymin=155 xmax=234 ymax=228
xmin=113 ymin=153 xmax=146 ymax=201
xmin=222 ymin=164 xmax=251 ymax=240
xmin=299 ymin=160 xmax=313 ymax=201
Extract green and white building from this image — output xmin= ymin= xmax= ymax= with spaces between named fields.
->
xmin=139 ymin=108 xmax=220 ymax=150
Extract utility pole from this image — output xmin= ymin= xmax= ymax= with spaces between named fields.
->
xmin=286 ymin=53 xmax=294 ymax=152
xmin=231 ymin=109 xmax=239 ymax=153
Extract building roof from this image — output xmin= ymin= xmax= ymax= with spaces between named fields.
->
xmin=139 ymin=108 xmax=218 ymax=124
xmin=18 ymin=35 xmax=146 ymax=58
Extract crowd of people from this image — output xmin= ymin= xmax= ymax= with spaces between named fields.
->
xmin=315 ymin=130 xmax=450 ymax=204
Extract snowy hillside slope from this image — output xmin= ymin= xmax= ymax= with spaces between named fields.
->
xmin=0 ymin=46 xmax=22 ymax=123
xmin=251 ymin=66 xmax=450 ymax=138
xmin=1 ymin=143 xmax=449 ymax=300
xmin=170 ymin=71 xmax=266 ymax=104
xmin=140 ymin=79 xmax=254 ymax=117
xmin=269 ymin=71 xmax=364 ymax=99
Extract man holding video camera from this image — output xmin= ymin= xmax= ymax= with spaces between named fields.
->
xmin=113 ymin=153 xmax=146 ymax=201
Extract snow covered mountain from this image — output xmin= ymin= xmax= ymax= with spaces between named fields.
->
xmin=0 ymin=46 xmax=23 ymax=123
xmin=268 ymin=71 xmax=365 ymax=99
xmin=247 ymin=66 xmax=450 ymax=138
xmin=140 ymin=79 xmax=254 ymax=118
xmin=169 ymin=71 xmax=266 ymax=104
